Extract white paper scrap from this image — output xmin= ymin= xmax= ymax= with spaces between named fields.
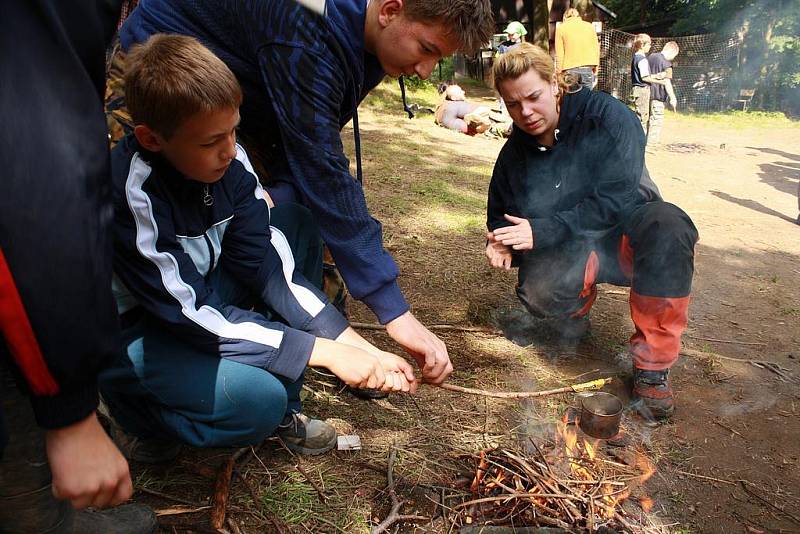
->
xmin=337 ymin=434 xmax=362 ymax=451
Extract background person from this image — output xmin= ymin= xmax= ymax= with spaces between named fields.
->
xmin=497 ymin=21 xmax=527 ymax=54
xmin=646 ymin=41 xmax=680 ymax=147
xmin=0 ymin=1 xmax=155 ymax=532
xmin=555 ymin=8 xmax=600 ymax=90
xmin=108 ymin=0 xmax=495 ymax=393
xmin=486 ymin=43 xmax=698 ymax=422
xmin=434 ymin=83 xmax=492 ymax=135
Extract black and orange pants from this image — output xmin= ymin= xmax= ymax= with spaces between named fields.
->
xmin=516 ymin=201 xmax=698 ymax=371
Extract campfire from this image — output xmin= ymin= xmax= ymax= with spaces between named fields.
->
xmin=450 ymin=419 xmax=656 ymax=532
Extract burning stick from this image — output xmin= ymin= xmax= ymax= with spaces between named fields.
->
xmin=437 ymin=378 xmax=613 ymax=399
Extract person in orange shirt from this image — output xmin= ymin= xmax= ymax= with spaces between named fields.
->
xmin=555 ymin=9 xmax=600 ymax=90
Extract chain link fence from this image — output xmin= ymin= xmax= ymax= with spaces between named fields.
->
xmin=598 ymin=29 xmax=742 ymax=112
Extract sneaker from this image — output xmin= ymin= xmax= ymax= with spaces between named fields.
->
xmin=547 ymin=316 xmax=591 ymax=340
xmin=108 ymin=423 xmax=182 ymax=465
xmin=276 ymin=413 xmax=337 ymax=455
xmin=632 ymin=368 xmax=675 ymax=421
xmin=98 ymin=400 xmax=182 ymax=464
xmin=348 ymin=386 xmax=389 ymax=400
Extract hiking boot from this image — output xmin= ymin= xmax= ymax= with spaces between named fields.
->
xmin=69 ymin=504 xmax=157 ymax=534
xmin=547 ymin=316 xmax=591 ymax=340
xmin=632 ymin=368 xmax=675 ymax=422
xmin=275 ymin=413 xmax=337 ymax=455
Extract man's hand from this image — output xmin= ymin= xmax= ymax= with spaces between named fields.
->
xmin=46 ymin=413 xmax=132 ymax=509
xmin=491 ymin=214 xmax=534 ymax=250
xmin=485 ymin=233 xmax=513 ymax=270
xmin=385 ymin=311 xmax=452 ymax=384
xmin=669 ymin=96 xmax=677 ymax=112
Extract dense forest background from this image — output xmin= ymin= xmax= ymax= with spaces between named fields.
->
xmin=602 ymin=0 xmax=799 ymax=114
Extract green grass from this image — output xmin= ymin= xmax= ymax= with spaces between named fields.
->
xmin=261 ymin=471 xmax=318 ymax=524
xmin=673 ymin=109 xmax=798 ymax=129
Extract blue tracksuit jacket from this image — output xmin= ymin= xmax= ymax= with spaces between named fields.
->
xmin=119 ymin=0 xmax=409 ymax=324
xmin=111 ymin=135 xmax=348 ymax=381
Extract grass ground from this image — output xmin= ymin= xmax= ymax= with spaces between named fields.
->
xmin=138 ymin=80 xmax=800 ymax=533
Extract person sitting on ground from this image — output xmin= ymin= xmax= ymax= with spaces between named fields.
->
xmin=555 ymin=8 xmax=600 ymax=90
xmin=497 ymin=21 xmax=527 ymax=54
xmin=100 ymin=35 xmax=417 ymax=462
xmin=434 ymin=83 xmax=492 ymax=135
xmin=485 ymin=43 xmax=698 ymax=422
xmin=646 ymin=41 xmax=680 ymax=147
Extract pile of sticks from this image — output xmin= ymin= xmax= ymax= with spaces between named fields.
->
xmin=450 ymin=440 xmax=651 ymax=532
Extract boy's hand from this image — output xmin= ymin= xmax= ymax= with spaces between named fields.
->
xmin=385 ymin=312 xmax=452 ymax=384
xmin=669 ymin=96 xmax=677 ymax=111
xmin=492 ymin=214 xmax=534 ymax=250
xmin=485 ymin=234 xmax=513 ymax=270
xmin=46 ymin=413 xmax=132 ymax=509
xmin=375 ymin=351 xmax=418 ymax=393
xmin=310 ymin=339 xmax=386 ymax=389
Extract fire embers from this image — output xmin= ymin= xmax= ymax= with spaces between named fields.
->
xmin=452 ymin=424 xmax=656 ymax=531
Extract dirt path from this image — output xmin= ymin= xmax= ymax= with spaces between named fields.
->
xmin=343 ymin=85 xmax=800 ymax=533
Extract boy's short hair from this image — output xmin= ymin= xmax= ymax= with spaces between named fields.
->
xmin=633 ymin=33 xmax=651 ymax=52
xmin=124 ymin=34 xmax=242 ymax=139
xmin=403 ymin=0 xmax=494 ymax=54
xmin=662 ymin=41 xmax=680 ymax=55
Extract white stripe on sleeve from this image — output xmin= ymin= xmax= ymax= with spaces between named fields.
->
xmin=269 ymin=226 xmax=326 ymax=316
xmin=125 ymin=154 xmax=284 ymax=348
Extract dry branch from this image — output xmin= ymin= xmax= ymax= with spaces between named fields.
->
xmin=371 ymin=447 xmax=428 ymax=534
xmin=437 ymin=378 xmax=612 ymax=399
xmin=210 ymin=447 xmax=249 ymax=531
xmin=276 ymin=438 xmax=329 ymax=503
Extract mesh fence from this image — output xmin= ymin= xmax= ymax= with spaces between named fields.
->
xmin=597 ymin=29 xmax=742 ymax=112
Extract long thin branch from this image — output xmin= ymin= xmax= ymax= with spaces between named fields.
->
xmin=436 ymin=378 xmax=612 ymax=399
xmin=351 ymin=321 xmax=499 ymax=334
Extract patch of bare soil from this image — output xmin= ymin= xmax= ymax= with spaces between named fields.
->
xmin=136 ymin=86 xmax=800 ymax=533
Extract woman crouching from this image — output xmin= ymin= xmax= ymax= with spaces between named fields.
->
xmin=485 ymin=43 xmax=698 ymax=422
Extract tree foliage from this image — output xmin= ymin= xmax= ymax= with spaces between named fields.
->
xmin=602 ymin=0 xmax=800 ymax=115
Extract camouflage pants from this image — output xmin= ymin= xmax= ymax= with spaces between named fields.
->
xmin=103 ymin=46 xmax=347 ymax=309
xmin=647 ymin=100 xmax=665 ymax=146
xmin=631 ymin=85 xmax=650 ymax=136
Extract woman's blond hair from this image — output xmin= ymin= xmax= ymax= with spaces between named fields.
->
xmin=125 ymin=34 xmax=243 ymax=139
xmin=563 ymin=8 xmax=581 ymax=21
xmin=491 ymin=42 xmax=571 ymax=97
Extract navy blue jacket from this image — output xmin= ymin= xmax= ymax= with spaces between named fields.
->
xmin=487 ymin=88 xmax=660 ymax=249
xmin=1 ymin=0 xmax=121 ymax=433
xmin=111 ymin=136 xmax=348 ymax=381
xmin=120 ymin=0 xmax=409 ymax=324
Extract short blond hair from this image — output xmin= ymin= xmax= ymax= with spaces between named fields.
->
xmin=125 ymin=34 xmax=242 ymax=139
xmin=633 ymin=33 xmax=651 ymax=52
xmin=403 ymin=0 xmax=494 ymax=54
xmin=563 ymin=8 xmax=581 ymax=21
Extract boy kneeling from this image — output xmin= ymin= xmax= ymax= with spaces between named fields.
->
xmin=101 ymin=35 xmax=415 ymax=460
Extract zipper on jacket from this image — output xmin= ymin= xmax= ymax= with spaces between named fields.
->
xmin=203 ymin=184 xmax=214 ymax=206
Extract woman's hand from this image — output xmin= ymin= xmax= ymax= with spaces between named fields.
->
xmin=491 ymin=214 xmax=534 ymax=250
xmin=485 ymin=233 xmax=513 ymax=270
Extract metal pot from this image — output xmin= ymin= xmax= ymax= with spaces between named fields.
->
xmin=578 ymin=392 xmax=623 ymax=439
